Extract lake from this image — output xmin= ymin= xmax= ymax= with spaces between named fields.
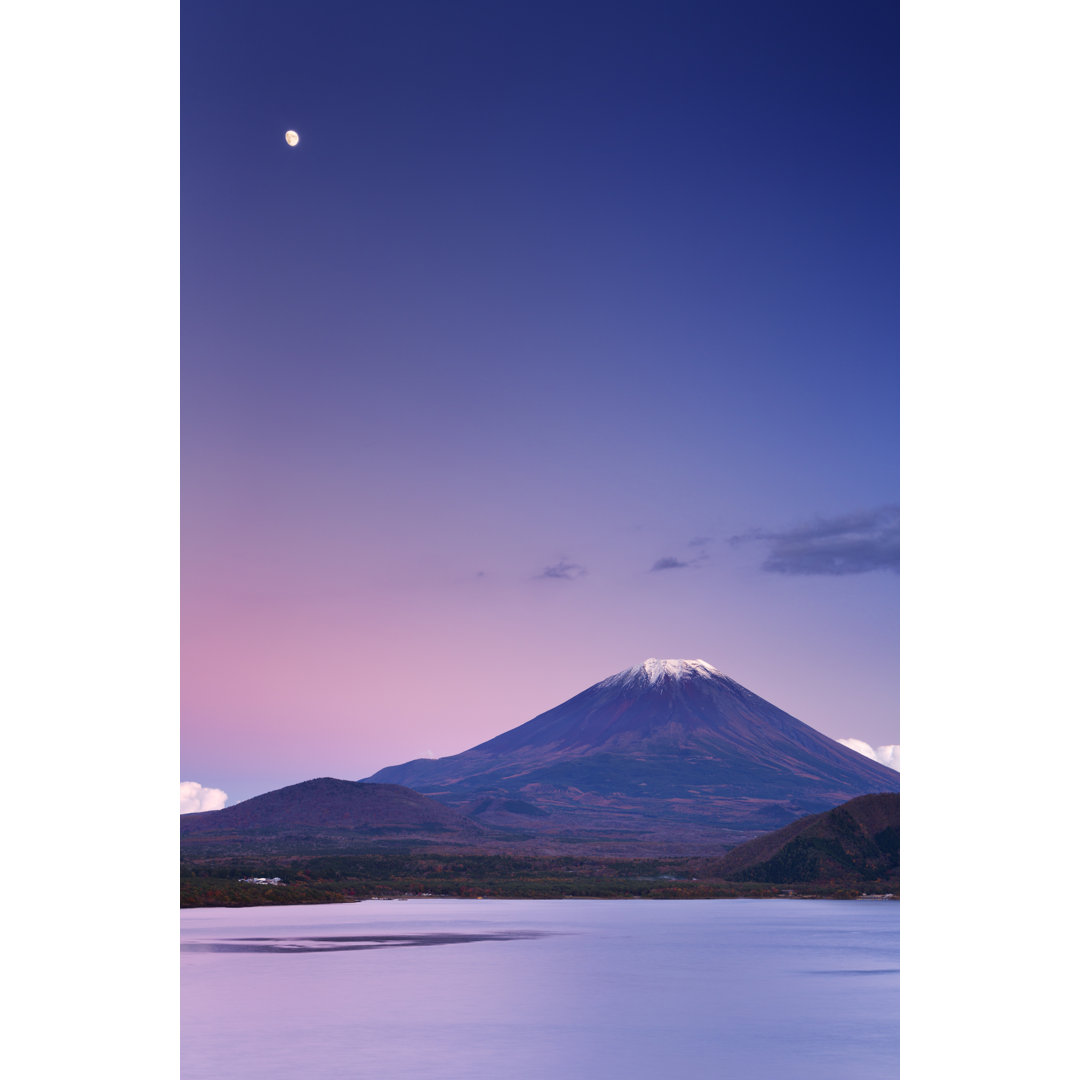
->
xmin=181 ymin=897 xmax=898 ymax=1079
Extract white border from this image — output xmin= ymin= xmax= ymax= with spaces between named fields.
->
xmin=3 ymin=1 xmax=178 ymax=1073
xmin=903 ymin=0 xmax=1078 ymax=1073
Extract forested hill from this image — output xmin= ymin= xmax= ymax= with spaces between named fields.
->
xmin=180 ymin=778 xmax=484 ymax=853
xmin=707 ymin=792 xmax=899 ymax=885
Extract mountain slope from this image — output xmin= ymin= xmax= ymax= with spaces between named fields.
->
xmin=180 ymin=778 xmax=483 ymax=853
xmin=712 ymin=792 xmax=899 ymax=884
xmin=365 ymin=659 xmax=899 ymax=847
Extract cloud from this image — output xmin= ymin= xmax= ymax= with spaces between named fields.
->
xmin=536 ymin=559 xmax=587 ymax=581
xmin=650 ymin=545 xmax=709 ymax=572
xmin=731 ymin=505 xmax=899 ymax=576
xmin=651 ymin=556 xmax=691 ymax=571
xmin=181 ymin=781 xmax=228 ymax=814
xmin=836 ymin=738 xmax=901 ymax=771
xmin=687 ymin=536 xmax=711 ymax=548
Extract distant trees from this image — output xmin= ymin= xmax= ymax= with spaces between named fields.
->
xmin=180 ymin=849 xmax=897 ymax=908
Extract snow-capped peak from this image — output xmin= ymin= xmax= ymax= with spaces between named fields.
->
xmin=640 ymin=658 xmax=721 ymax=682
xmin=601 ymin=658 xmax=725 ymax=688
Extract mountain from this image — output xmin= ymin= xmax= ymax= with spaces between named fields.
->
xmin=365 ymin=659 xmax=899 ymax=850
xmin=711 ymin=792 xmax=899 ymax=885
xmin=180 ymin=778 xmax=484 ymax=853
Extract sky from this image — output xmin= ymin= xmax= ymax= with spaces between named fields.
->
xmin=182 ymin=0 xmax=898 ymax=806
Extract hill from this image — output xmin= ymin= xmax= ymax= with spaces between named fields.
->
xmin=709 ymin=792 xmax=899 ymax=884
xmin=180 ymin=778 xmax=484 ymax=855
xmin=366 ymin=658 xmax=899 ymax=850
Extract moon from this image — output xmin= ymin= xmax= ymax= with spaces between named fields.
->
xmin=284 ymin=130 xmax=299 ymax=147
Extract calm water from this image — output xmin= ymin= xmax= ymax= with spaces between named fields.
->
xmin=181 ymin=898 xmax=898 ymax=1079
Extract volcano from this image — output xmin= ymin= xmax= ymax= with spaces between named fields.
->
xmin=365 ymin=659 xmax=899 ymax=850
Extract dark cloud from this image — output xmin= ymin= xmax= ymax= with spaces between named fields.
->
xmin=649 ymin=550 xmax=709 ymax=572
xmin=687 ymin=536 xmax=711 ymax=549
xmin=651 ymin=556 xmax=691 ymax=571
xmin=731 ymin=505 xmax=899 ymax=576
xmin=536 ymin=559 xmax=587 ymax=581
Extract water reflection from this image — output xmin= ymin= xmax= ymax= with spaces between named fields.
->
xmin=182 ymin=930 xmax=551 ymax=954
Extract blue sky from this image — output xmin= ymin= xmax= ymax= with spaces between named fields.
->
xmin=182 ymin=0 xmax=899 ymax=802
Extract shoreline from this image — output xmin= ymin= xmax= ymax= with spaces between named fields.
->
xmin=181 ymin=890 xmax=898 ymax=911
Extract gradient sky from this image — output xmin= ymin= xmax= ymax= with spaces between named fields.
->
xmin=182 ymin=0 xmax=898 ymax=805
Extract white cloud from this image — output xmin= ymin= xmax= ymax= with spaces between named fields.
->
xmin=837 ymin=738 xmax=901 ymax=771
xmin=180 ymin=780 xmax=228 ymax=814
